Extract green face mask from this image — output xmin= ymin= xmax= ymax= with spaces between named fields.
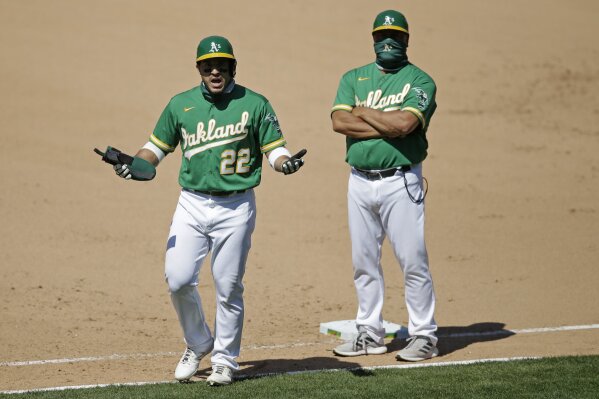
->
xmin=374 ymin=38 xmax=408 ymax=71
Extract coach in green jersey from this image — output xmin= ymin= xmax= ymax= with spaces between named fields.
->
xmin=112 ymin=35 xmax=306 ymax=386
xmin=331 ymin=10 xmax=439 ymax=362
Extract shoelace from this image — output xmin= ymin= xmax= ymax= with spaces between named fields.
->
xmin=403 ymin=336 xmax=417 ymax=349
xmin=354 ymin=332 xmax=372 ymax=353
xmin=404 ymin=336 xmax=433 ymax=353
xmin=213 ymin=364 xmax=227 ymax=375
xmin=181 ymin=349 xmax=193 ymax=364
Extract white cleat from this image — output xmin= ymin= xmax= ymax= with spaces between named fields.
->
xmin=333 ymin=331 xmax=387 ymax=357
xmin=395 ymin=336 xmax=439 ymax=362
xmin=174 ymin=347 xmax=210 ymax=381
xmin=207 ymin=364 xmax=234 ymax=386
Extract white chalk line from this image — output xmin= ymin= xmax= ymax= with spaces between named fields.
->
xmin=0 ymin=356 xmax=544 ymax=395
xmin=0 ymin=351 xmax=180 ymax=367
xmin=246 ymin=355 xmax=543 ymax=378
xmin=1 ymin=323 xmax=598 ymax=369
xmin=0 ymin=380 xmax=174 ymax=395
xmin=0 ymin=342 xmax=323 ymax=368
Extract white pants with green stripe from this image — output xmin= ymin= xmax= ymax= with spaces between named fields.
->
xmin=165 ymin=189 xmax=256 ymax=370
xmin=347 ymin=163 xmax=437 ymax=345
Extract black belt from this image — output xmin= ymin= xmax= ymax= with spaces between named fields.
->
xmin=186 ymin=189 xmax=247 ymax=197
xmin=354 ymin=166 xmax=411 ymax=180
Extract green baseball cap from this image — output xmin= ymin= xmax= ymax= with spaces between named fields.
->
xmin=372 ymin=10 xmax=409 ymax=34
xmin=196 ymin=35 xmax=235 ymax=62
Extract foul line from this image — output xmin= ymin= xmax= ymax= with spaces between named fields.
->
xmin=1 ymin=323 xmax=598 ymax=369
xmin=242 ymin=355 xmax=542 ymax=378
xmin=0 ymin=356 xmax=543 ymax=395
xmin=0 ymin=380 xmax=173 ymax=395
xmin=0 ymin=352 xmax=180 ymax=368
xmin=0 ymin=342 xmax=323 ymax=368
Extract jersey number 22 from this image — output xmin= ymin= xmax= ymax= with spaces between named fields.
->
xmin=220 ymin=148 xmax=250 ymax=175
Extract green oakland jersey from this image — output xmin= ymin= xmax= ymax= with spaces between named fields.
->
xmin=150 ymin=84 xmax=286 ymax=191
xmin=332 ymin=62 xmax=437 ymax=170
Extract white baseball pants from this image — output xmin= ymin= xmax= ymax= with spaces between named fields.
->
xmin=347 ymin=163 xmax=437 ymax=344
xmin=164 ymin=189 xmax=256 ymax=370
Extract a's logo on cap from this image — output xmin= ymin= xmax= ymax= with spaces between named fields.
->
xmin=210 ymin=42 xmax=221 ymax=53
xmin=383 ymin=16 xmax=395 ymax=25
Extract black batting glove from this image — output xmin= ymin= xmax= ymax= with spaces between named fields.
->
xmin=113 ymin=163 xmax=132 ymax=180
xmin=281 ymin=149 xmax=307 ymax=175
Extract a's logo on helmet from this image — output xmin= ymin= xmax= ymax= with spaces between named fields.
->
xmin=210 ymin=42 xmax=221 ymax=53
xmin=383 ymin=16 xmax=395 ymax=25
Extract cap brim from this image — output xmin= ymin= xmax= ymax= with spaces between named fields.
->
xmin=372 ymin=25 xmax=409 ymax=34
xmin=196 ymin=53 xmax=236 ymax=62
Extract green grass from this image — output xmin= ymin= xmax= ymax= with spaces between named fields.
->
xmin=3 ymin=356 xmax=599 ymax=399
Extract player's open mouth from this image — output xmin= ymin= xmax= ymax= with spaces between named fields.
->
xmin=210 ymin=78 xmax=224 ymax=90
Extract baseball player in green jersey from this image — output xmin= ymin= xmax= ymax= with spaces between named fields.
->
xmin=330 ymin=10 xmax=438 ymax=361
xmin=109 ymin=36 xmax=306 ymax=385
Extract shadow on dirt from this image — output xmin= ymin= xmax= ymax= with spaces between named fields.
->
xmin=235 ymin=357 xmax=369 ymax=380
xmin=190 ymin=322 xmax=514 ymax=380
xmin=388 ymin=321 xmax=515 ymax=357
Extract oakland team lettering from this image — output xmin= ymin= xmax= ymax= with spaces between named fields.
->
xmin=181 ymin=111 xmax=249 ymax=150
xmin=355 ymin=83 xmax=411 ymax=109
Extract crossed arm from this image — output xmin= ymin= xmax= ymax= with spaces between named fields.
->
xmin=331 ymin=107 xmax=420 ymax=139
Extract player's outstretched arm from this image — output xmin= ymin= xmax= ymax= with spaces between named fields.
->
xmin=351 ymin=107 xmax=419 ymax=138
xmin=94 ymin=142 xmax=163 ymax=181
xmin=133 ymin=148 xmax=160 ymax=166
xmin=331 ymin=110 xmax=385 ymax=139
xmin=269 ymin=148 xmax=307 ymax=175
xmin=112 ymin=147 xmax=160 ymax=180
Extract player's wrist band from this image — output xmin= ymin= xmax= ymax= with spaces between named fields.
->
xmin=267 ymin=146 xmax=291 ymax=169
xmin=143 ymin=141 xmax=166 ymax=163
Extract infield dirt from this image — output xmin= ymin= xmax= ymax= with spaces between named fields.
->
xmin=1 ymin=0 xmax=598 ymax=391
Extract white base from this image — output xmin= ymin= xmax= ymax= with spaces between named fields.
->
xmin=320 ymin=320 xmax=409 ymax=340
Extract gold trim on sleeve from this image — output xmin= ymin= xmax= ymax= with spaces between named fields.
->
xmin=150 ymin=134 xmax=176 ymax=152
xmin=331 ymin=104 xmax=353 ymax=112
xmin=260 ymin=137 xmax=287 ymax=153
xmin=401 ymin=107 xmax=426 ymax=129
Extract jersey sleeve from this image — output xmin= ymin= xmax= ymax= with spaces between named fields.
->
xmin=400 ymin=75 xmax=437 ymax=130
xmin=257 ymin=101 xmax=287 ymax=153
xmin=149 ymin=100 xmax=180 ymax=153
xmin=331 ymin=70 xmax=356 ymax=113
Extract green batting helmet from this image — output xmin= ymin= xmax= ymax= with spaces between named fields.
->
xmin=196 ymin=35 xmax=235 ymax=62
xmin=372 ymin=10 xmax=409 ymax=35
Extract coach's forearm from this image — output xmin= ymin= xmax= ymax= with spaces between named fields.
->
xmin=331 ymin=110 xmax=385 ymax=139
xmin=352 ymin=107 xmax=418 ymax=138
